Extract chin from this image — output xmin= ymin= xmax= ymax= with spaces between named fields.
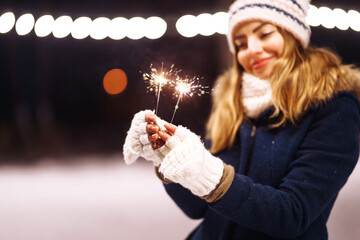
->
xmin=254 ymin=69 xmax=272 ymax=80
xmin=254 ymin=73 xmax=270 ymax=80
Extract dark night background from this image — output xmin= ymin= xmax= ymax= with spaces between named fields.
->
xmin=0 ymin=0 xmax=359 ymax=163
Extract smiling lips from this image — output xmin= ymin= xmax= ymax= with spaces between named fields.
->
xmin=251 ymin=57 xmax=273 ymax=70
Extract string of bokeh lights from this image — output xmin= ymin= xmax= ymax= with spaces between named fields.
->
xmin=0 ymin=5 xmax=359 ymax=40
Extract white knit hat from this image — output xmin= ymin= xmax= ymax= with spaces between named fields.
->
xmin=227 ymin=0 xmax=311 ymax=53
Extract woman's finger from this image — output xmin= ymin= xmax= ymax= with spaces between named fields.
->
xmin=145 ymin=112 xmax=157 ymax=123
xmin=156 ymin=138 xmax=165 ymax=147
xmin=146 ymin=123 xmax=159 ymax=134
xmin=151 ymin=138 xmax=165 ymax=149
xmin=148 ymin=133 xmax=159 ymax=143
xmin=164 ymin=123 xmax=177 ymax=135
xmin=158 ymin=130 xmax=172 ymax=141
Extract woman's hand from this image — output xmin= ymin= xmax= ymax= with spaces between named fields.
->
xmin=145 ymin=112 xmax=177 ymax=149
xmin=123 ymin=109 xmax=173 ymax=166
xmin=122 ymin=109 xmax=159 ymax=165
xmin=157 ymin=125 xmax=225 ymax=197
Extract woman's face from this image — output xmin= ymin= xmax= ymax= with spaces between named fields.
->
xmin=233 ymin=21 xmax=285 ymax=80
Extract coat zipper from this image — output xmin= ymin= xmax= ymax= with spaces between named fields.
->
xmin=251 ymin=125 xmax=257 ymax=138
xmin=244 ymin=124 xmax=257 ymax=174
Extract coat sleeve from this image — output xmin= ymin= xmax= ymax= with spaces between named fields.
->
xmin=163 ymin=182 xmax=208 ymax=219
xmin=209 ymin=94 xmax=360 ymax=238
xmin=160 ymin=138 xmax=212 ymax=219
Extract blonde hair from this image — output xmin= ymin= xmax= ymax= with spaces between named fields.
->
xmin=206 ymin=29 xmax=360 ymax=154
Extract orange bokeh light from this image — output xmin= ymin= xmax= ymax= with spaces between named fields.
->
xmin=103 ymin=68 xmax=128 ymax=95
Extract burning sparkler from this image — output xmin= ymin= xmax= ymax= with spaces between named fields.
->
xmin=142 ymin=63 xmax=212 ymax=124
xmin=142 ymin=63 xmax=176 ymax=115
xmin=170 ymin=76 xmax=210 ymax=123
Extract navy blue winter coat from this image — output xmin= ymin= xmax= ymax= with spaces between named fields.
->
xmin=163 ymin=92 xmax=360 ymax=240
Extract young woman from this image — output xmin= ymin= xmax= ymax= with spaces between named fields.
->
xmin=123 ymin=0 xmax=360 ymax=239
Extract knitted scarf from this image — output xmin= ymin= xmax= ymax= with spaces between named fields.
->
xmin=241 ymin=72 xmax=273 ymax=119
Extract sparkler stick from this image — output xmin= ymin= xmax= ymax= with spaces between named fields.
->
xmin=143 ymin=64 xmax=174 ymax=115
xmin=154 ymin=75 xmax=166 ymax=115
xmin=171 ymin=80 xmax=191 ymax=123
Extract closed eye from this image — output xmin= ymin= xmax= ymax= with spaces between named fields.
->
xmin=235 ymin=42 xmax=246 ymax=51
xmin=261 ymin=31 xmax=274 ymax=38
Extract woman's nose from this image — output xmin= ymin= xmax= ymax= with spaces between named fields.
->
xmin=247 ymin=38 xmax=262 ymax=55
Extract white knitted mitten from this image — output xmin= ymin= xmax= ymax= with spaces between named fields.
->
xmin=122 ymin=110 xmax=170 ymax=166
xmin=159 ymin=126 xmax=224 ymax=197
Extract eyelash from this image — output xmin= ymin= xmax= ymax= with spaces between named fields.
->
xmin=235 ymin=31 xmax=274 ymax=50
xmin=235 ymin=43 xmax=245 ymax=50
xmin=261 ymin=31 xmax=274 ymax=38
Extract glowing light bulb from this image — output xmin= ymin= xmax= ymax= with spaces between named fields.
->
xmin=0 ymin=12 xmax=16 ymax=34
xmin=71 ymin=16 xmax=92 ymax=40
xmin=319 ymin=7 xmax=335 ymax=29
xmin=306 ymin=5 xmax=321 ymax=27
xmin=90 ymin=17 xmax=111 ymax=40
xmin=35 ymin=15 xmax=54 ymax=37
xmin=53 ymin=16 xmax=73 ymax=38
xmin=108 ymin=17 xmax=128 ymax=40
xmin=127 ymin=17 xmax=145 ymax=40
xmin=144 ymin=16 xmax=167 ymax=39
xmin=213 ymin=12 xmax=229 ymax=34
xmin=176 ymin=15 xmax=198 ymax=38
xmin=333 ymin=8 xmax=349 ymax=30
xmin=15 ymin=13 xmax=35 ymax=36
xmin=197 ymin=13 xmax=216 ymax=36
xmin=348 ymin=10 xmax=360 ymax=32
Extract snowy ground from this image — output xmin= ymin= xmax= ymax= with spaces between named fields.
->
xmin=0 ymin=155 xmax=358 ymax=240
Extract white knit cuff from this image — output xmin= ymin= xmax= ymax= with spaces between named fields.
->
xmin=193 ymin=151 xmax=224 ymax=196
xmin=157 ymin=125 xmax=192 ymax=157
xmin=159 ymin=133 xmax=224 ymax=196
xmin=156 ymin=135 xmax=177 ymax=156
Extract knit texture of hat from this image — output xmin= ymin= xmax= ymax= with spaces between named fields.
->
xmin=227 ymin=0 xmax=311 ymax=53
